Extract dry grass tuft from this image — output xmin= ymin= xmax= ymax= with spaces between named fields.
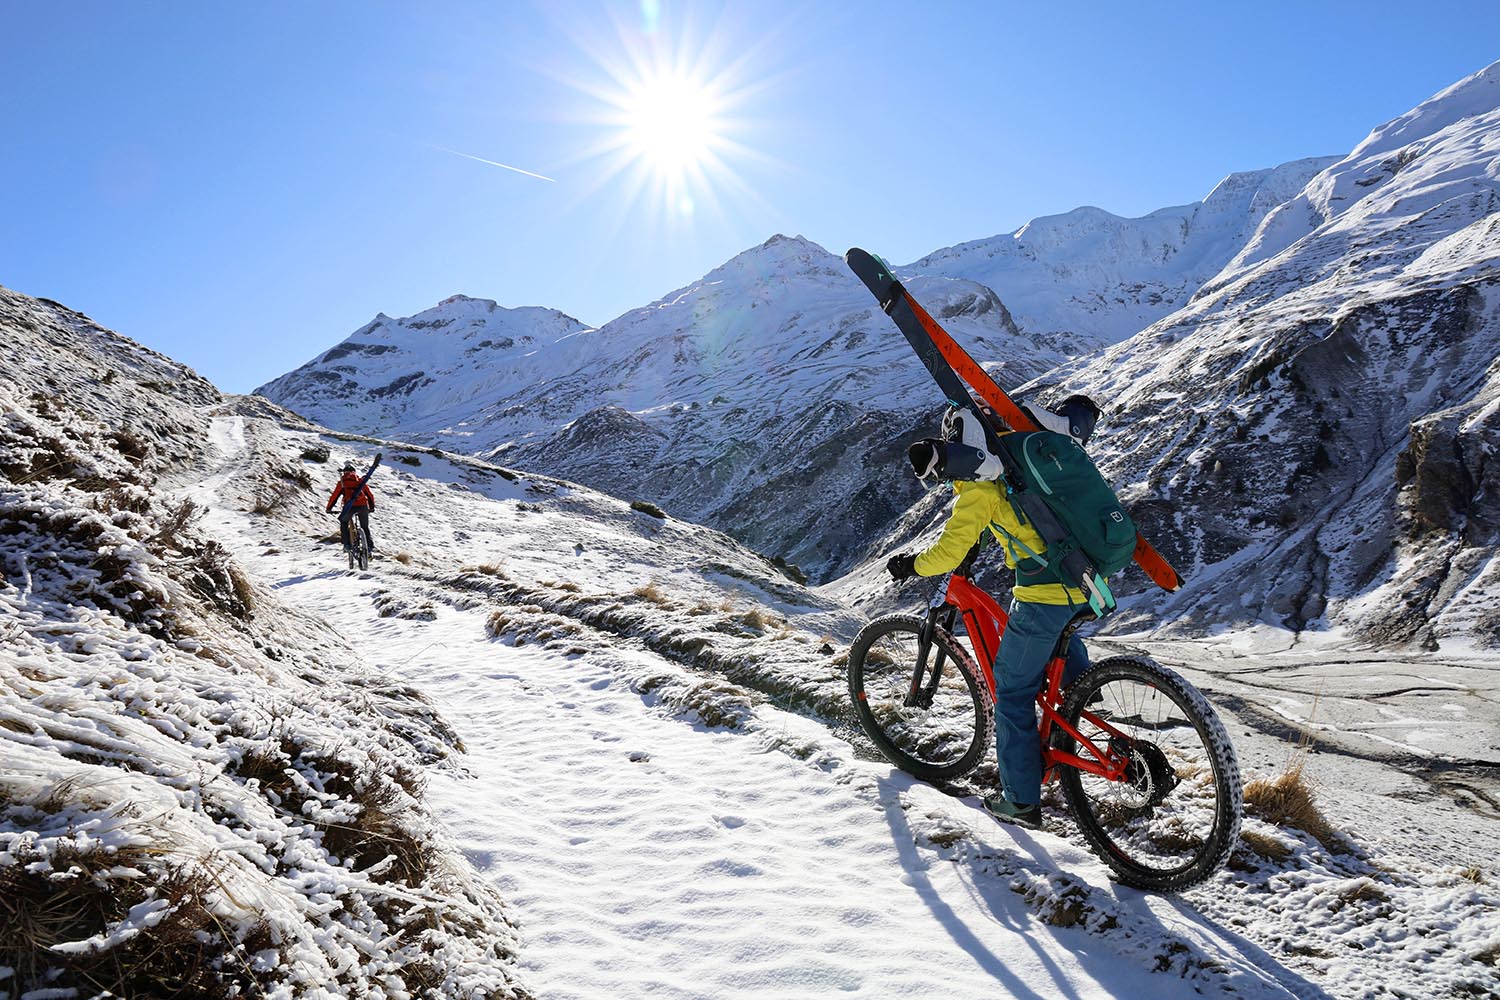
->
xmin=1238 ymin=829 xmax=1293 ymax=862
xmin=740 ymin=608 xmax=770 ymax=630
xmin=630 ymin=499 xmax=666 ymax=519
xmin=182 ymin=540 xmax=256 ymax=620
xmin=632 ymin=583 xmax=672 ymax=607
xmin=150 ymin=498 xmax=202 ymax=551
xmin=250 ymin=481 xmax=301 ymax=515
xmin=1335 ymin=879 xmax=1391 ymax=908
xmin=678 ymin=682 xmax=752 ymax=729
xmin=1457 ymin=866 xmax=1485 ymax=883
xmin=1012 ymin=881 xmax=1093 ymax=929
xmin=394 ymin=551 xmax=413 ymax=565
xmin=486 ymin=609 xmax=514 ymax=638
xmin=923 ymin=828 xmax=967 ymax=849
xmin=0 ymin=844 xmax=271 ymax=998
xmin=1243 ymin=757 xmax=1342 ymax=850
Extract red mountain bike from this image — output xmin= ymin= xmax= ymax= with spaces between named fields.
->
xmin=848 ymin=554 xmax=1242 ymax=892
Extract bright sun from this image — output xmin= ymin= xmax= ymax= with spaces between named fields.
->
xmin=557 ymin=6 xmax=776 ymax=224
xmin=622 ymin=75 xmax=721 ymax=175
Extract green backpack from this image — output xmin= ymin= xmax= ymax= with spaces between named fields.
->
xmin=995 ymin=430 xmax=1137 ymax=582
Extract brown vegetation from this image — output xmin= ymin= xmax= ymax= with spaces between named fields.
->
xmin=1243 ymin=757 xmax=1342 ymax=850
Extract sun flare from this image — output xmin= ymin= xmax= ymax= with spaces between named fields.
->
xmin=550 ymin=5 xmax=781 ymax=226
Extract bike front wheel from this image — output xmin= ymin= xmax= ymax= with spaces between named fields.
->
xmin=1053 ymin=656 xmax=1242 ymax=892
xmin=847 ymin=613 xmax=992 ymax=782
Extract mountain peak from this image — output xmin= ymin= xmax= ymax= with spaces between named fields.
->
xmin=723 ymin=233 xmax=838 ymax=269
xmin=438 ymin=293 xmax=495 ymax=309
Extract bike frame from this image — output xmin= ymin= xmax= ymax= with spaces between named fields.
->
xmin=921 ymin=571 xmax=1134 ymax=784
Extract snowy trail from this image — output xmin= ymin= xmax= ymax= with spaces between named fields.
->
xmin=193 ymin=417 xmax=1315 ymax=999
xmin=271 ymin=594 xmax=1296 ymax=1000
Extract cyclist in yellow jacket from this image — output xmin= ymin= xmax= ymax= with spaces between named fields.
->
xmin=886 ymin=395 xmax=1102 ymax=830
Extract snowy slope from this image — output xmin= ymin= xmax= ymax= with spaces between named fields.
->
xmin=0 ymin=286 xmax=530 ymax=999
xmin=908 ymin=155 xmax=1338 ymax=345
xmin=6 ymin=283 xmax=1500 ymax=998
xmin=204 ymin=403 xmax=1500 ymax=1000
xmin=1027 ymin=61 xmax=1500 ymax=648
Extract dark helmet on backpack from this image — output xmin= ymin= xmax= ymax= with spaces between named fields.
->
xmin=1023 ymin=394 xmax=1102 ymax=446
xmin=907 ymin=401 xmax=1004 ymax=483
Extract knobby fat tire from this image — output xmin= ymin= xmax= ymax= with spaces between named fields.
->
xmin=1055 ymin=655 xmax=1243 ymax=892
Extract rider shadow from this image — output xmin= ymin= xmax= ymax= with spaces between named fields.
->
xmin=877 ymin=770 xmax=1332 ymax=999
xmin=271 ymin=570 xmax=345 ymax=589
xmin=875 ymin=770 xmax=1092 ymax=1000
xmin=967 ymin=809 xmax=1334 ymax=999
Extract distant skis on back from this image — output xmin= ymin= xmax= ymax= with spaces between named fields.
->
xmin=845 ymin=247 xmax=1183 ymax=593
xmin=339 ymin=453 xmax=383 ymax=524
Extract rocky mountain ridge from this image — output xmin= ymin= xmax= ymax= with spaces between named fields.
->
xmin=1011 ymin=61 xmax=1500 ymax=647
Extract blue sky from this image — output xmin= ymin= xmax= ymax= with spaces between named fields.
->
xmin=3 ymin=1 xmax=1497 ymax=392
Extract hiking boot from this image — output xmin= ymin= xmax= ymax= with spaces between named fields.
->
xmin=982 ymin=793 xmax=1042 ymax=830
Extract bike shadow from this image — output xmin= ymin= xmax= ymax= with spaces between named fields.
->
xmin=874 ymin=768 xmax=1182 ymax=1000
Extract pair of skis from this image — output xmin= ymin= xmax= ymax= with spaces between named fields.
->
xmin=845 ymin=248 xmax=1183 ymax=594
xmin=337 ymin=452 xmax=382 ymax=524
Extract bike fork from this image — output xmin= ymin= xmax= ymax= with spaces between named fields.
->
xmin=906 ymin=606 xmax=954 ymax=709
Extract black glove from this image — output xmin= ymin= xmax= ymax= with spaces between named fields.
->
xmin=886 ymin=553 xmax=918 ymax=582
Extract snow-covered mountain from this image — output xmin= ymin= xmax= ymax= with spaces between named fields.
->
xmin=910 ymin=155 xmax=1338 ymax=345
xmin=258 ymin=159 xmax=1330 ymax=586
xmin=1028 ymin=62 xmax=1500 ymax=648
xmin=257 ymin=295 xmax=591 ymax=434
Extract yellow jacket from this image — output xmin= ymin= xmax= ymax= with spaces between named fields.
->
xmin=911 ymin=480 xmax=1086 ymax=606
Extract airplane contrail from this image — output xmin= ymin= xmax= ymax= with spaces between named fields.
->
xmin=433 ymin=145 xmax=556 ymax=183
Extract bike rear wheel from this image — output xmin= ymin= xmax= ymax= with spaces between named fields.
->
xmin=355 ymin=526 xmax=370 ymax=571
xmin=847 ymin=613 xmax=991 ymax=782
xmin=1053 ymin=655 xmax=1241 ymax=892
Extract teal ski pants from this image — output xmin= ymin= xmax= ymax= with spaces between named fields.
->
xmin=994 ymin=598 xmax=1090 ymax=806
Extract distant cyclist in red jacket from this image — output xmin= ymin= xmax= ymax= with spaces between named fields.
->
xmin=326 ymin=462 xmax=376 ymax=553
